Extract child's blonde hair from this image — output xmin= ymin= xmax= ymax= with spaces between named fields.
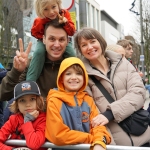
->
xmin=34 ymin=0 xmax=62 ymax=18
xmin=106 ymin=44 xmax=125 ymax=56
xmin=9 ymin=96 xmax=45 ymax=114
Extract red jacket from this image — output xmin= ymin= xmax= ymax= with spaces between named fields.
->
xmin=31 ymin=9 xmax=75 ymax=40
xmin=0 ymin=112 xmax=46 ymax=150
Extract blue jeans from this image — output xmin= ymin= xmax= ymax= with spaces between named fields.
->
xmin=145 ymin=84 xmax=150 ymax=94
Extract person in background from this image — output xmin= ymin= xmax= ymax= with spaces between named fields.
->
xmin=0 ymin=81 xmax=46 ymax=150
xmin=0 ymin=63 xmax=5 ymax=70
xmin=74 ymin=27 xmax=150 ymax=146
xmin=0 ymin=62 xmax=7 ymax=84
xmin=117 ymin=39 xmax=145 ymax=82
xmin=0 ymin=63 xmax=8 ymax=128
xmin=46 ymin=57 xmax=111 ymax=150
xmin=117 ymin=39 xmax=133 ymax=62
xmin=26 ymin=0 xmax=76 ymax=81
xmin=3 ymin=98 xmax=14 ymax=124
xmin=106 ymin=44 xmax=125 ymax=57
xmin=146 ymin=84 xmax=150 ymax=97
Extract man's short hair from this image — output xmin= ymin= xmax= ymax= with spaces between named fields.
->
xmin=117 ymin=39 xmax=133 ymax=48
xmin=44 ymin=19 xmax=67 ymax=36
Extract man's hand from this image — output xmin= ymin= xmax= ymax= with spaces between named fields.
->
xmin=91 ymin=114 xmax=109 ymax=127
xmin=58 ymin=12 xmax=68 ymax=24
xmin=13 ymin=38 xmax=32 ymax=72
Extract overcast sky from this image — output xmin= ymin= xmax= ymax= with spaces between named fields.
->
xmin=95 ymin=0 xmax=139 ymax=35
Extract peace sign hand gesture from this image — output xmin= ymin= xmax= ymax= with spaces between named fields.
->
xmin=13 ymin=38 xmax=32 ymax=72
xmin=58 ymin=12 xmax=68 ymax=24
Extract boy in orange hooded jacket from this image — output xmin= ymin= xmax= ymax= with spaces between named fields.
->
xmin=45 ymin=57 xmax=111 ymax=150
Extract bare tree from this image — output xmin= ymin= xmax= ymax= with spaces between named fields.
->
xmin=142 ymin=0 xmax=150 ymax=83
xmin=130 ymin=0 xmax=150 ymax=83
xmin=0 ymin=0 xmax=25 ymax=69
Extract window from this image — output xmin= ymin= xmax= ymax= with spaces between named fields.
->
xmin=91 ymin=6 xmax=94 ymax=28
xmin=24 ymin=31 xmax=31 ymax=49
xmin=11 ymin=28 xmax=18 ymax=48
xmin=11 ymin=35 xmax=17 ymax=48
xmin=95 ymin=9 xmax=99 ymax=30
xmin=109 ymin=33 xmax=118 ymax=43
xmin=86 ymin=2 xmax=90 ymax=26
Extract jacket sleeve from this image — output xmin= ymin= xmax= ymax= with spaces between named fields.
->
xmin=88 ymin=96 xmax=111 ymax=149
xmin=0 ymin=70 xmax=7 ymax=78
xmin=0 ymin=67 xmax=22 ymax=101
xmin=21 ymin=113 xmax=46 ymax=149
xmin=62 ymin=9 xmax=75 ymax=36
xmin=45 ymin=98 xmax=94 ymax=146
xmin=0 ymin=116 xmax=16 ymax=150
xmin=31 ymin=18 xmax=50 ymax=40
xmin=108 ymin=60 xmax=146 ymax=122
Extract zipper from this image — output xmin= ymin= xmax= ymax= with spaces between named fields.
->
xmin=52 ymin=62 xmax=55 ymax=70
xmin=111 ymin=57 xmax=123 ymax=99
xmin=74 ymin=92 xmax=79 ymax=106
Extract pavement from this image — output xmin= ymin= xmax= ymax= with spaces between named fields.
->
xmin=144 ymin=90 xmax=150 ymax=110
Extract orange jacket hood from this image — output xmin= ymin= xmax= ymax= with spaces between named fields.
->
xmin=57 ymin=57 xmax=88 ymax=92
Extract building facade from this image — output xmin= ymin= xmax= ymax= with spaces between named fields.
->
xmin=101 ymin=10 xmax=124 ymax=44
xmin=78 ymin=0 xmax=101 ymax=31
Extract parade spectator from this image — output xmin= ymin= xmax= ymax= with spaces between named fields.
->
xmin=117 ymin=39 xmax=145 ymax=82
xmin=26 ymin=0 xmax=76 ymax=81
xmin=3 ymin=98 xmax=14 ymax=123
xmin=0 ymin=63 xmax=5 ymax=70
xmin=117 ymin=39 xmax=133 ymax=62
xmin=106 ymin=44 xmax=125 ymax=57
xmin=0 ymin=19 xmax=71 ymax=101
xmin=145 ymin=84 xmax=150 ymax=98
xmin=0 ymin=81 xmax=46 ymax=150
xmin=0 ymin=62 xmax=7 ymax=84
xmin=74 ymin=27 xmax=150 ymax=146
xmin=46 ymin=57 xmax=111 ymax=150
xmin=0 ymin=63 xmax=7 ymax=128
xmin=0 ymin=102 xmax=4 ymax=128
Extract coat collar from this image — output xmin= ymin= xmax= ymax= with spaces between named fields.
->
xmin=81 ymin=50 xmax=123 ymax=82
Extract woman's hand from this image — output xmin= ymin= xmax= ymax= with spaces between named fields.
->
xmin=13 ymin=38 xmax=32 ymax=72
xmin=91 ymin=114 xmax=109 ymax=127
xmin=93 ymin=144 xmax=105 ymax=150
xmin=58 ymin=12 xmax=68 ymax=24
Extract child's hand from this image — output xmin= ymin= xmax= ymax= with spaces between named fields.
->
xmin=29 ymin=110 xmax=39 ymax=119
xmin=93 ymin=144 xmax=105 ymax=150
xmin=58 ymin=12 xmax=68 ymax=24
xmin=13 ymin=147 xmax=31 ymax=150
xmin=24 ymin=110 xmax=39 ymax=123
xmin=91 ymin=114 xmax=109 ymax=127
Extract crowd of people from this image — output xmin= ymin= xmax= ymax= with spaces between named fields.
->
xmin=0 ymin=0 xmax=150 ymax=149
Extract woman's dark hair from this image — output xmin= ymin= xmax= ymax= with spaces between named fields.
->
xmin=74 ymin=27 xmax=107 ymax=55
